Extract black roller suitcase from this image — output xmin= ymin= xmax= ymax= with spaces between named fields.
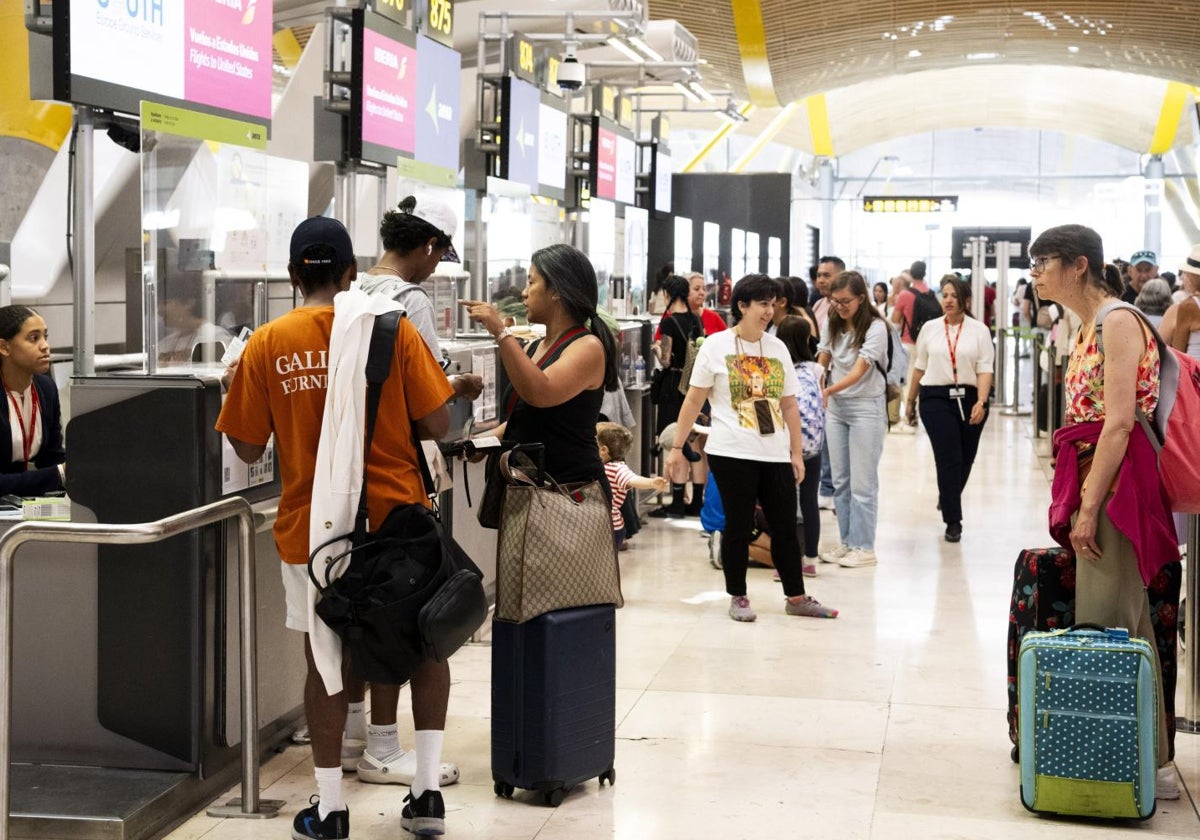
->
xmin=491 ymin=604 xmax=617 ymax=806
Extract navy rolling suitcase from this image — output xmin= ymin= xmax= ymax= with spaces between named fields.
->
xmin=491 ymin=604 xmax=617 ymax=806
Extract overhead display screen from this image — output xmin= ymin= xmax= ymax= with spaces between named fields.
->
xmin=615 ymin=133 xmax=636 ymax=206
xmin=414 ymin=36 xmax=462 ymax=177
xmin=56 ymin=0 xmax=273 ymax=122
xmin=653 ymin=147 xmax=672 ymax=213
xmin=592 ymin=118 xmax=617 ymax=201
xmin=354 ymin=10 xmax=418 ymax=166
xmin=537 ymin=97 xmax=568 ymax=200
xmin=500 ymin=76 xmax=540 ymax=193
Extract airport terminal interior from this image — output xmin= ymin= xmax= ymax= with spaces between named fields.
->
xmin=4 ymin=0 xmax=1200 ymax=837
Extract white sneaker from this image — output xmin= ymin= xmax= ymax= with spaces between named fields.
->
xmin=817 ymin=495 xmax=835 ymax=511
xmin=818 ymin=543 xmax=849 ymax=564
xmin=838 ymin=548 xmax=878 ymax=568
xmin=708 ymin=531 xmax=723 ymax=569
xmin=357 ymin=749 xmax=461 ymax=786
xmin=340 ymin=738 xmax=365 ymax=771
xmin=1157 ymin=765 xmax=1181 ymax=800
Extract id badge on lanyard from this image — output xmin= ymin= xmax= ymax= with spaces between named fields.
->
xmin=945 ymin=321 xmax=966 ymax=420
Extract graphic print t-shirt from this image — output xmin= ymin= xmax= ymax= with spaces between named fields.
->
xmin=688 ymin=329 xmax=799 ymax=463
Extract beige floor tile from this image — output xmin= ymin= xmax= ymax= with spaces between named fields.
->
xmin=163 ymin=414 xmax=1200 ymax=840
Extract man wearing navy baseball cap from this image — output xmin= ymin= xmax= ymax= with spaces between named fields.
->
xmin=1123 ymin=249 xmax=1158 ymax=304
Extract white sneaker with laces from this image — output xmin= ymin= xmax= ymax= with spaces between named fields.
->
xmin=1157 ymin=765 xmax=1181 ymax=800
xmin=838 ymin=548 xmax=878 ymax=568
xmin=817 ymin=495 xmax=835 ymax=511
xmin=357 ymin=749 xmax=461 ymax=786
xmin=818 ymin=543 xmax=849 ymax=564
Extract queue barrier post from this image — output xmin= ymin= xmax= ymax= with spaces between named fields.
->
xmin=0 ymin=498 xmax=283 ymax=840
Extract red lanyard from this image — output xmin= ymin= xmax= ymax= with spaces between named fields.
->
xmin=6 ymin=385 xmax=40 ymax=467
xmin=944 ymin=319 xmax=963 ymax=385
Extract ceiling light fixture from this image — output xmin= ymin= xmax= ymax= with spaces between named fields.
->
xmin=673 ymin=81 xmax=701 ymax=104
xmin=1067 ymin=45 xmax=1079 ymax=53
xmin=607 ymin=37 xmax=645 ymax=63
xmin=907 ymin=49 xmax=922 ymax=58
xmin=966 ymin=52 xmax=999 ymax=60
xmin=626 ymin=35 xmax=663 ymax=62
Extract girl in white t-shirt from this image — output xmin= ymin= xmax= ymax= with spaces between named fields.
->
xmin=666 ymin=275 xmax=837 ymax=623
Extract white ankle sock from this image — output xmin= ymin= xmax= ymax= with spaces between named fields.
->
xmin=345 ymin=702 xmax=367 ymax=741
xmin=412 ymin=730 xmax=444 ymax=798
xmin=366 ymin=722 xmax=402 ymax=762
xmin=314 ymin=765 xmax=345 ymax=818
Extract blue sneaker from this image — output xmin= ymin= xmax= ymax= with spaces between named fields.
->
xmin=292 ymin=796 xmax=349 ymax=840
xmin=400 ymin=789 xmax=445 ymax=836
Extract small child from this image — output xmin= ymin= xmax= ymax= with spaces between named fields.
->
xmin=596 ymin=422 xmax=668 ymax=551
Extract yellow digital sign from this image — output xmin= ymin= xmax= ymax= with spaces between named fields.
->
xmin=862 ymin=195 xmax=958 ymax=214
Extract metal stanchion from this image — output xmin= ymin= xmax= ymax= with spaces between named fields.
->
xmin=1002 ymin=327 xmax=1032 ymax=417
xmin=1031 ymin=332 xmax=1044 ymax=438
xmin=1180 ymin=515 xmax=1200 ymax=733
xmin=0 ymin=499 xmax=282 ymax=840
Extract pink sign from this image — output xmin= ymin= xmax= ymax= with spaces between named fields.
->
xmin=361 ymin=28 xmax=417 ymax=155
xmin=183 ymin=0 xmax=272 ymax=120
xmin=595 ymin=127 xmax=617 ymax=200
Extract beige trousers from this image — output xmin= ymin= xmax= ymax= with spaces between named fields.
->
xmin=1074 ymin=503 xmax=1169 ymax=766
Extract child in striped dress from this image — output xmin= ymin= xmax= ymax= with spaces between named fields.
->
xmin=596 ymin=422 xmax=668 ymax=551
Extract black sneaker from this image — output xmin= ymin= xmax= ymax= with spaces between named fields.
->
xmin=944 ymin=523 xmax=962 ymax=543
xmin=401 ymin=789 xmax=445 ymax=836
xmin=292 ymin=796 xmax=349 ymax=840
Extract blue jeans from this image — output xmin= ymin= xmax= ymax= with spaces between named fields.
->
xmin=825 ymin=395 xmax=886 ymax=550
xmin=819 ymin=435 xmax=834 ymax=498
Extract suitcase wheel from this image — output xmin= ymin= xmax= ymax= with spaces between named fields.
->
xmin=599 ymin=767 xmax=616 ymax=786
xmin=493 ymin=781 xmax=514 ymax=799
xmin=543 ymin=787 xmax=565 ymax=807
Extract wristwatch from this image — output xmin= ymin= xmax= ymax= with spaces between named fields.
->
xmin=496 ymin=327 xmax=516 ymax=343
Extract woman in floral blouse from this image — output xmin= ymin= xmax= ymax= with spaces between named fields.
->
xmin=1033 ymin=223 xmax=1179 ymax=798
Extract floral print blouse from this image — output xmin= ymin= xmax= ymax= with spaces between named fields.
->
xmin=1065 ymin=321 xmax=1159 ymax=425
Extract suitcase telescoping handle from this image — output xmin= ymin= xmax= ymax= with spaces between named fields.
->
xmin=1068 ymin=623 xmax=1130 ymax=641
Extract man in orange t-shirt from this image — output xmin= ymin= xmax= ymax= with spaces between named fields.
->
xmin=216 ymin=216 xmax=453 ymax=838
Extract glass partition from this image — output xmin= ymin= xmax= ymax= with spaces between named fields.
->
xmin=622 ymin=205 xmax=648 ymax=316
xmin=730 ymin=227 xmax=746 ymax=280
xmin=702 ymin=221 xmax=720 ymax=285
xmin=482 ymin=177 xmax=533 ymax=324
xmin=140 ymin=118 xmax=308 ymax=373
xmin=588 ymin=198 xmax=616 ymax=312
xmin=673 ymin=216 xmax=693 ymax=274
xmin=767 ymin=236 xmax=782 ymax=276
xmin=746 ymin=231 xmax=760 ymax=276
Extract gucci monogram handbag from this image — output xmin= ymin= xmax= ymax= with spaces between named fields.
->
xmin=494 ymin=453 xmax=623 ymax=623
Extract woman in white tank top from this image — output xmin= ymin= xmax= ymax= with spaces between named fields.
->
xmin=1160 ymin=252 xmax=1200 ymax=360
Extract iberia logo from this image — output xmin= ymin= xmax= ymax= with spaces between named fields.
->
xmin=242 ymin=0 xmax=256 ymax=25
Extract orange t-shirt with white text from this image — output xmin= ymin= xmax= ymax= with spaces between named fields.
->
xmin=215 ymin=306 xmax=453 ymax=564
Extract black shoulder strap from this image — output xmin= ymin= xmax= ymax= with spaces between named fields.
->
xmin=355 ymin=311 xmax=437 ymax=540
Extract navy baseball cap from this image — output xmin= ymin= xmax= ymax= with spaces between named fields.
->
xmin=290 ymin=216 xmax=355 ymax=267
xmin=1130 ymin=250 xmax=1157 ymax=267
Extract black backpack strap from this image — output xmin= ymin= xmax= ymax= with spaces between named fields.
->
xmin=356 ymin=310 xmax=400 ymax=542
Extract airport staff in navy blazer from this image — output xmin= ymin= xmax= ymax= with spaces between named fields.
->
xmin=0 ymin=306 xmax=65 ymax=496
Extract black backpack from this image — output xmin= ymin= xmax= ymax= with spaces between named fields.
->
xmin=907 ymin=288 xmax=941 ymax=342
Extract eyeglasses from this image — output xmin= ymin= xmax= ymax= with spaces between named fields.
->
xmin=1029 ymin=255 xmax=1060 ymax=274
xmin=830 ymin=296 xmax=858 ymax=308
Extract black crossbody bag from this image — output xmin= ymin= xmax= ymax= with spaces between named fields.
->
xmin=308 ymin=310 xmax=488 ymax=683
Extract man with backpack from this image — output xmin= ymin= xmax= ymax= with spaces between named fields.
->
xmin=891 ymin=260 xmax=940 ymax=427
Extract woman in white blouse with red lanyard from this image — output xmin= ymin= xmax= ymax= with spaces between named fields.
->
xmin=904 ymin=275 xmax=995 ymax=543
xmin=0 ymin=306 xmax=65 ymax=496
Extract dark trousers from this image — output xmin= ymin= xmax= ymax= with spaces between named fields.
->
xmin=918 ymin=385 xmax=988 ymax=526
xmin=797 ymin=454 xmax=821 ymax=558
xmin=707 ymin=454 xmax=805 ymax=598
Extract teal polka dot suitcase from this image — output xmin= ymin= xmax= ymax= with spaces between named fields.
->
xmin=1017 ymin=626 xmax=1158 ymax=819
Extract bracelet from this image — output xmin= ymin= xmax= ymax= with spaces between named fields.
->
xmin=496 ymin=327 xmax=515 ymax=343
xmin=670 ymin=445 xmax=683 ymax=450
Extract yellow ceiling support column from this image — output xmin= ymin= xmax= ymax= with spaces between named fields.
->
xmin=730 ymin=101 xmax=799 ymax=172
xmin=0 ymin=0 xmax=71 ymax=150
xmin=1149 ymin=81 xmax=1190 ymax=155
xmin=273 ymin=28 xmax=304 ymax=71
xmin=680 ymin=103 xmax=756 ymax=173
xmin=806 ymin=94 xmax=834 ymax=158
xmin=729 ymin=0 xmax=780 ymax=108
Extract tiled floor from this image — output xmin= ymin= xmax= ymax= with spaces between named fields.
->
xmin=170 ymin=413 xmax=1200 ymax=839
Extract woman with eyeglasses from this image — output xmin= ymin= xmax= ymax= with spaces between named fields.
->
xmin=1032 ymin=224 xmax=1178 ymax=797
xmin=903 ymin=276 xmax=994 ymax=543
xmin=815 ymin=271 xmax=889 ymax=568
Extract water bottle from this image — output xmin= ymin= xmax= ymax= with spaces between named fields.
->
xmin=621 ymin=353 xmax=632 ymax=385
xmin=634 ymin=356 xmax=645 ymax=387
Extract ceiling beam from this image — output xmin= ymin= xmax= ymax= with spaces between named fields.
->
xmin=730 ymin=101 xmax=799 ymax=172
xmin=806 ymin=94 xmax=833 ymax=157
xmin=680 ymin=102 xmax=755 ymax=173
xmin=1149 ymin=81 xmax=1190 ymax=155
xmin=729 ymin=0 xmax=780 ymax=108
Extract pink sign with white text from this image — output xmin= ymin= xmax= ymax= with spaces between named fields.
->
xmin=184 ymin=0 xmax=272 ymax=120
xmin=595 ymin=127 xmax=617 ymax=200
xmin=362 ymin=28 xmax=417 ymax=155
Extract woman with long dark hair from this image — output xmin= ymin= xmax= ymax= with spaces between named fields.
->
xmin=816 ymin=270 xmax=889 ymax=568
xmin=462 ymin=244 xmax=618 ymax=488
xmin=903 ymin=275 xmax=994 ymax=542
xmin=775 ymin=314 xmax=823 ymax=577
xmin=0 ymin=305 xmax=65 ymax=495
xmin=651 ymin=274 xmax=705 ymax=516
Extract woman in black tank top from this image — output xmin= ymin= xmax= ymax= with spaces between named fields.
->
xmin=462 ymin=244 xmax=619 ymax=486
